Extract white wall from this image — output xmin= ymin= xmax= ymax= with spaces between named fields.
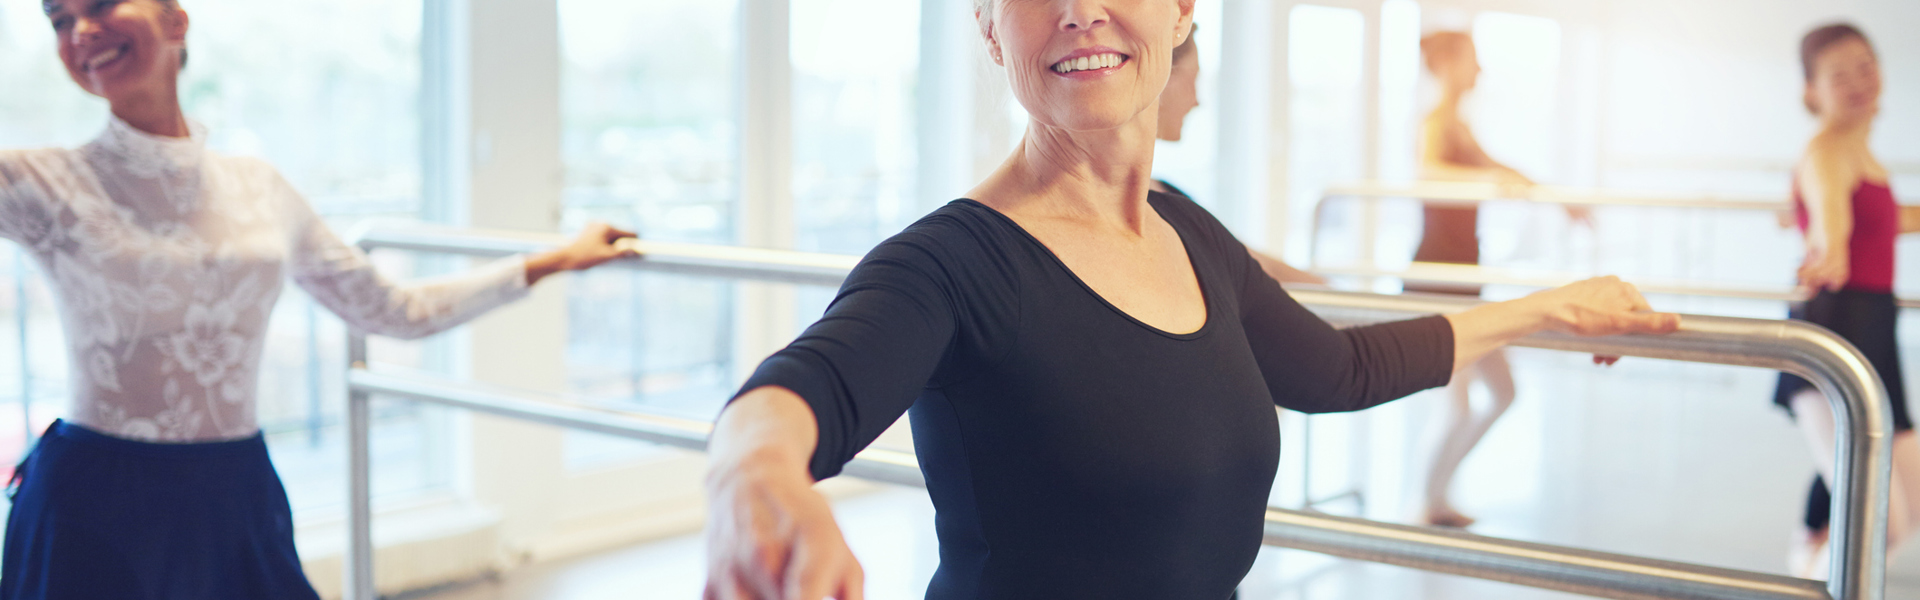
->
xmin=1599 ymin=0 xmax=1920 ymax=193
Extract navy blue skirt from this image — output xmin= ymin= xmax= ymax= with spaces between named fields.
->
xmin=0 ymin=420 xmax=320 ymax=600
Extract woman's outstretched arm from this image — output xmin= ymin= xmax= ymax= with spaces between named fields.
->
xmin=1798 ymin=144 xmax=1857 ymax=291
xmin=704 ymin=220 xmax=996 ymax=599
xmin=272 ymin=166 xmax=633 ymax=340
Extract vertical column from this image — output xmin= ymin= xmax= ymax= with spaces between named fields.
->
xmin=1216 ymin=0 xmax=1276 ymax=249
xmin=917 ymin=0 xmax=979 ymax=211
xmin=344 ymin=333 xmax=374 ymax=600
xmin=462 ymin=0 xmax=570 ymax=558
xmin=734 ymin=0 xmax=798 ymax=378
xmin=1357 ymin=2 xmax=1382 ymax=268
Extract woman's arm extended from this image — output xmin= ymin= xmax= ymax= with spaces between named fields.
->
xmin=1797 ymin=145 xmax=1855 ymax=292
xmin=703 ymin=221 xmax=995 ymax=600
xmin=1442 ymin=277 xmax=1681 ymax=372
xmin=1242 ymin=262 xmax=1675 ymax=413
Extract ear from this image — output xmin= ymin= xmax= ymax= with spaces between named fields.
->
xmin=165 ymin=6 xmax=189 ymax=45
xmin=1175 ymin=0 xmax=1195 ymax=43
xmin=977 ymin=7 xmax=1004 ymax=66
xmin=1804 ymin=86 xmax=1820 ymax=115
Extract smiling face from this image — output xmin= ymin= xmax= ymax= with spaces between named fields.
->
xmin=1806 ymin=36 xmax=1881 ymax=123
xmin=979 ymin=0 xmax=1194 ymax=134
xmin=44 ymin=0 xmax=188 ymax=103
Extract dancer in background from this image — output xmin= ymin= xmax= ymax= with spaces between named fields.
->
xmin=1151 ymin=25 xmax=1324 ymax=286
xmin=1776 ymin=23 xmax=1920 ymax=578
xmin=0 ymin=1 xmax=634 ymax=597
xmin=1412 ymin=30 xmax=1590 ymax=529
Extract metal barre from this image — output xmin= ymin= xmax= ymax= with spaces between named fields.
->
xmin=341 ymin=226 xmax=1892 ymax=600
xmin=1308 ymin=262 xmax=1920 ymax=310
xmin=1320 ymin=181 xmax=1791 ymax=212
xmin=1306 ymin=181 xmax=1920 ymax=308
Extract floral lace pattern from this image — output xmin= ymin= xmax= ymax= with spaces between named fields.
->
xmin=0 ymin=118 xmax=530 ymax=442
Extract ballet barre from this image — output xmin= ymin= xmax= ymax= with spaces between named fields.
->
xmin=1321 ymin=181 xmax=1790 ymax=212
xmin=1309 ymin=262 xmax=1920 ymax=309
xmin=341 ymin=225 xmax=1891 ymax=600
xmin=1307 ymin=180 xmax=1794 ymax=282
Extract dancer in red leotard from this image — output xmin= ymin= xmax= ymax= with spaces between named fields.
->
xmin=1776 ymin=23 xmax=1920 ymax=579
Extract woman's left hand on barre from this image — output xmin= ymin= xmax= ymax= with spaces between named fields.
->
xmin=524 ymin=222 xmax=641 ymax=285
xmin=1443 ymin=276 xmax=1681 ymax=372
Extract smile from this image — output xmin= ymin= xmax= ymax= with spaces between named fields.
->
xmin=1051 ymin=51 xmax=1129 ymax=75
xmin=84 ymin=44 xmax=129 ymax=73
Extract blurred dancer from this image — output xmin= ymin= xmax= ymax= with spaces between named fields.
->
xmin=1776 ymin=23 xmax=1920 ymax=578
xmin=1412 ymin=31 xmax=1587 ymax=528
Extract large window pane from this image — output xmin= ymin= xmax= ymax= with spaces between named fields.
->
xmin=559 ymin=0 xmax=741 ymax=469
xmin=1287 ymin=5 xmax=1366 ymax=266
xmin=791 ymin=0 xmax=921 ymax=330
xmin=791 ymin=0 xmax=920 ymax=255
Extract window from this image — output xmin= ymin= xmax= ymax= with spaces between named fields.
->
xmin=790 ymin=0 xmax=923 ymax=325
xmin=791 ymin=0 xmax=921 ymax=256
xmin=1467 ymin=11 xmax=1565 ymax=271
xmin=1286 ymin=5 xmax=1367 ymax=265
xmin=558 ymin=0 xmax=743 ymax=469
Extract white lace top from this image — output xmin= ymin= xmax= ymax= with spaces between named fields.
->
xmin=0 ymin=118 xmax=531 ymax=442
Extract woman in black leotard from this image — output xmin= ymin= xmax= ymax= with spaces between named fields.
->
xmin=699 ymin=2 xmax=1678 ymax=598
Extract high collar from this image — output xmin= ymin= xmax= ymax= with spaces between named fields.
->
xmin=84 ymin=115 xmax=210 ymax=177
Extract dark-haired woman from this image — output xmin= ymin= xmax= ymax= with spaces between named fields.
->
xmin=1777 ymin=23 xmax=1920 ymax=579
xmin=1150 ymin=25 xmax=1323 ymax=286
xmin=698 ymin=1 xmax=1677 ymax=598
xmin=0 ymin=1 xmax=635 ymax=597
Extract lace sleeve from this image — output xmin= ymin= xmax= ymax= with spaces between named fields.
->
xmin=270 ymin=166 xmax=533 ymax=340
xmin=0 ymin=151 xmax=63 ymax=247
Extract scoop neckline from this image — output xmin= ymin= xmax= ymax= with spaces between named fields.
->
xmin=950 ymin=196 xmax=1216 ymax=341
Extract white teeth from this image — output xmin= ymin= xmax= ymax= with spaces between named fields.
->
xmin=86 ymin=46 xmax=123 ymax=70
xmin=1052 ymin=53 xmax=1125 ymax=74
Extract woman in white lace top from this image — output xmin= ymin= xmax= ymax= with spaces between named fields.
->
xmin=0 ymin=1 xmax=633 ymax=597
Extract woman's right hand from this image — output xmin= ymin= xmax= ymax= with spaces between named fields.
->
xmin=704 ymin=461 xmax=863 ymax=600
xmin=704 ymin=387 xmax=864 ymax=600
xmin=1797 ymin=247 xmax=1850 ymax=295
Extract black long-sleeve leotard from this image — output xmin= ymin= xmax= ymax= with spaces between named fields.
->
xmin=735 ymin=191 xmax=1454 ymax=600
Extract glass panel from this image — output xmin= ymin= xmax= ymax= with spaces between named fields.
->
xmin=1467 ymin=12 xmax=1565 ymax=271
xmin=558 ymin=0 xmax=741 ymax=469
xmin=791 ymin=0 xmax=920 ymax=255
xmin=1368 ymin=0 xmax=1423 ymax=267
xmin=790 ymin=0 xmax=923 ymax=326
xmin=1286 ymin=5 xmax=1367 ymax=266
